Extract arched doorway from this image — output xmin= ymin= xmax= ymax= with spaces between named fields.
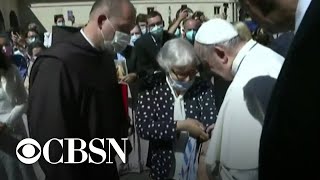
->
xmin=0 ymin=11 xmax=5 ymax=32
xmin=10 ymin=11 xmax=19 ymax=28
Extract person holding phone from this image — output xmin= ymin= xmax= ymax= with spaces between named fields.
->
xmin=67 ymin=10 xmax=81 ymax=27
xmin=67 ymin=10 xmax=74 ymax=23
xmin=168 ymin=5 xmax=190 ymax=37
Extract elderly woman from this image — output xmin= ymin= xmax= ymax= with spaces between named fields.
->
xmin=136 ymin=38 xmax=217 ymax=180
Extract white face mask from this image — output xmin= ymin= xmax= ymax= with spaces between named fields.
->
xmin=140 ymin=26 xmax=147 ymax=34
xmin=27 ymin=37 xmax=36 ymax=44
xmin=130 ymin=34 xmax=141 ymax=46
xmin=101 ymin=30 xmax=130 ymax=53
xmin=150 ymin=25 xmax=164 ymax=36
xmin=57 ymin=22 xmax=65 ymax=26
xmin=168 ymin=74 xmax=194 ymax=92
xmin=100 ymin=18 xmax=131 ymax=53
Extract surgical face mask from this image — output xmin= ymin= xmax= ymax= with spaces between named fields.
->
xmin=130 ymin=34 xmax=141 ymax=46
xmin=174 ymin=28 xmax=181 ymax=37
xmin=186 ymin=30 xmax=197 ymax=44
xmin=140 ymin=26 xmax=147 ymax=34
xmin=150 ymin=25 xmax=164 ymax=36
xmin=100 ymin=18 xmax=131 ymax=53
xmin=27 ymin=37 xmax=36 ymax=44
xmin=101 ymin=30 xmax=130 ymax=53
xmin=168 ymin=74 xmax=194 ymax=92
xmin=57 ymin=22 xmax=65 ymax=26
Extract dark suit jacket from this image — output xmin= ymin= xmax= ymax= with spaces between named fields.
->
xmin=268 ymin=31 xmax=294 ymax=57
xmin=259 ymin=1 xmax=320 ymax=179
xmin=134 ymin=31 xmax=174 ymax=79
xmin=122 ymin=46 xmax=136 ymax=73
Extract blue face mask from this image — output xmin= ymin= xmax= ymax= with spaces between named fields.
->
xmin=140 ymin=26 xmax=147 ymax=34
xmin=186 ymin=30 xmax=197 ymax=44
xmin=150 ymin=25 xmax=164 ymax=37
xmin=130 ymin=34 xmax=141 ymax=46
xmin=174 ymin=28 xmax=181 ymax=37
xmin=168 ymin=74 xmax=194 ymax=92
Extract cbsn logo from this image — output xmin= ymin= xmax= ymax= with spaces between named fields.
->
xmin=16 ymin=138 xmax=128 ymax=165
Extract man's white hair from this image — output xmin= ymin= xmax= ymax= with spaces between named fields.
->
xmin=157 ymin=38 xmax=200 ymax=72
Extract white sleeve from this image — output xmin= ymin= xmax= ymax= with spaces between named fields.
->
xmin=3 ymin=67 xmax=27 ymax=127
xmin=43 ymin=32 xmax=52 ymax=48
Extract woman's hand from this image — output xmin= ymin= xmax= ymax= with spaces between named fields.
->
xmin=177 ymin=118 xmax=209 ymax=142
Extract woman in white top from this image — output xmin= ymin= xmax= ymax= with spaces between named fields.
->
xmin=0 ymin=50 xmax=36 ymax=180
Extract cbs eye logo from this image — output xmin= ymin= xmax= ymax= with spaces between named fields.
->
xmin=16 ymin=138 xmax=41 ymax=164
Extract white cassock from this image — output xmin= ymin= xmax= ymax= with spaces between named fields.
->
xmin=206 ymin=40 xmax=284 ymax=180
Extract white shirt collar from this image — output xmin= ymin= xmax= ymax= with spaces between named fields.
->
xmin=231 ymin=39 xmax=257 ymax=76
xmin=166 ymin=76 xmax=184 ymax=99
xmin=80 ymin=29 xmax=95 ymax=48
xmin=295 ymin=0 xmax=312 ymax=33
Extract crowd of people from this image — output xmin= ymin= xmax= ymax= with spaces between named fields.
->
xmin=0 ymin=0 xmax=319 ymax=180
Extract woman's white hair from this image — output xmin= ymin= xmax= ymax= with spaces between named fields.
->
xmin=157 ymin=38 xmax=200 ymax=72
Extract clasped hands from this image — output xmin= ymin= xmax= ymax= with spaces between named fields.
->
xmin=177 ymin=118 xmax=214 ymax=142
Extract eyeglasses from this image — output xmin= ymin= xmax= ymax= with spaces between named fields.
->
xmin=170 ymin=68 xmax=198 ymax=81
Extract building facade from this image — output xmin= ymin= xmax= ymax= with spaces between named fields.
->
xmin=1 ymin=0 xmax=242 ymax=33
xmin=29 ymin=0 xmax=240 ymax=32
xmin=0 ymin=0 xmax=20 ymax=32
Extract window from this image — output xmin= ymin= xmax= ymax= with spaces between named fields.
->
xmin=214 ymin=6 xmax=220 ymax=15
xmin=147 ymin=7 xmax=155 ymax=14
xmin=223 ymin=3 xmax=229 ymax=14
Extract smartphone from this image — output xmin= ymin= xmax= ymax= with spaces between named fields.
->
xmin=181 ymin=4 xmax=188 ymax=11
xmin=67 ymin=10 xmax=74 ymax=21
